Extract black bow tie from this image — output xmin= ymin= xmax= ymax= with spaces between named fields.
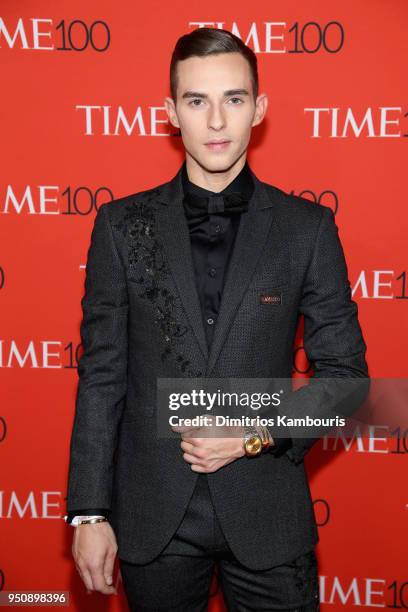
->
xmin=183 ymin=191 xmax=249 ymax=222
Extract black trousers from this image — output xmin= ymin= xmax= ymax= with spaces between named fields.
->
xmin=119 ymin=474 xmax=320 ymax=612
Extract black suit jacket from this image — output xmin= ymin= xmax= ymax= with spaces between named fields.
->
xmin=66 ymin=163 xmax=369 ymax=569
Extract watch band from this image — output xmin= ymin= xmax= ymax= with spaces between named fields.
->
xmin=257 ymin=425 xmax=274 ymax=451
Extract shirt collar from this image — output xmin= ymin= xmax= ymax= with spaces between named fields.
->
xmin=181 ymin=159 xmax=254 ymax=200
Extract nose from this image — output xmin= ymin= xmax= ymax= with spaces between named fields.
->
xmin=207 ymin=104 xmax=225 ymax=131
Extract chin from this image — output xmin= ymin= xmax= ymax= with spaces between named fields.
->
xmin=195 ymin=154 xmax=238 ymax=174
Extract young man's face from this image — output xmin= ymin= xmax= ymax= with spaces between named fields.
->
xmin=165 ymin=52 xmax=267 ymax=174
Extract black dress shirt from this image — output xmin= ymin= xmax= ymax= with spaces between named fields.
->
xmin=66 ymin=160 xmax=291 ymax=523
xmin=181 ymin=159 xmax=254 ymax=348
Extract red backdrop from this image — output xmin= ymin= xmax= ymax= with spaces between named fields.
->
xmin=1 ymin=1 xmax=407 ymax=610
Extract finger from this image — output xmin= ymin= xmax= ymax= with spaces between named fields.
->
xmin=77 ymin=565 xmax=94 ymax=592
xmin=191 ymin=460 xmax=220 ymax=473
xmin=182 ymin=452 xmax=206 ymax=467
xmin=103 ymin=552 xmax=117 ymax=590
xmin=190 ymin=463 xmax=208 ymax=472
xmin=171 ymin=421 xmax=197 ymax=431
xmin=90 ymin=568 xmax=117 ymax=595
xmin=180 ymin=440 xmax=195 ymax=453
xmin=181 ymin=431 xmax=205 ymax=444
xmin=172 ymin=424 xmax=200 ymax=434
xmin=180 ymin=441 xmax=206 ymax=460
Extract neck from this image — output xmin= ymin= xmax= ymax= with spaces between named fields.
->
xmin=185 ymin=152 xmax=247 ymax=193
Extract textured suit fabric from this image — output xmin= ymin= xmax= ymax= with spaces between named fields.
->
xmin=65 ymin=160 xmax=285 ymax=523
xmin=66 ymin=162 xmax=369 ymax=569
xmin=119 ymin=472 xmax=320 ymax=611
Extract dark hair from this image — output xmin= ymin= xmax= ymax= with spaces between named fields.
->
xmin=170 ymin=27 xmax=258 ymax=103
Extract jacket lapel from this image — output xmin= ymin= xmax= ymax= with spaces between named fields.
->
xmin=156 ymin=170 xmax=209 ymax=362
xmin=155 ymin=162 xmax=277 ymax=374
xmin=204 ymin=173 xmax=276 ymax=375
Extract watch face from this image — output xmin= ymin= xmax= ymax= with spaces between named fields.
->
xmin=245 ymin=435 xmax=263 ymax=456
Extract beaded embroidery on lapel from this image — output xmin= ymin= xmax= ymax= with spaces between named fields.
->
xmin=112 ymin=189 xmax=202 ymax=377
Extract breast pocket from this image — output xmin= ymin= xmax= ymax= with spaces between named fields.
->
xmin=252 ymin=281 xmax=289 ymax=307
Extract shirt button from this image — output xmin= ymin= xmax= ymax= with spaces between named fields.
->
xmin=209 ymin=268 xmax=217 ymax=277
xmin=214 ymin=224 xmax=221 ymax=233
xmin=206 ymin=317 xmax=215 ymax=325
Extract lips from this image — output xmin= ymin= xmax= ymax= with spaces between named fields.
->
xmin=204 ymin=140 xmax=231 ymax=151
xmin=205 ymin=140 xmax=230 ymax=144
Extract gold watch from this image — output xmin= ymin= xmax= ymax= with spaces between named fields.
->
xmin=243 ymin=426 xmax=263 ymax=457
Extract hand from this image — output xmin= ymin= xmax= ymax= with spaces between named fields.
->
xmin=172 ymin=417 xmax=245 ymax=473
xmin=72 ymin=521 xmax=118 ymax=595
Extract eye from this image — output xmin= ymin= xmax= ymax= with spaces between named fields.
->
xmin=188 ymin=97 xmax=244 ymax=107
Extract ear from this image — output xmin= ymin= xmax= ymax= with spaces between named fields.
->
xmin=252 ymin=93 xmax=268 ymax=127
xmin=164 ymin=97 xmax=180 ymax=129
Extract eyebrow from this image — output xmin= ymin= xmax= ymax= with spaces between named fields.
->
xmin=181 ymin=89 xmax=250 ymax=100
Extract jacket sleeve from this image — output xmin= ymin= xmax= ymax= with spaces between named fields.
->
xmin=66 ymin=203 xmax=128 ymax=512
xmin=267 ymin=205 xmax=370 ymax=464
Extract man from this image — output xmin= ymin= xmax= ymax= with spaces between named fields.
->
xmin=66 ymin=27 xmax=369 ymax=611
